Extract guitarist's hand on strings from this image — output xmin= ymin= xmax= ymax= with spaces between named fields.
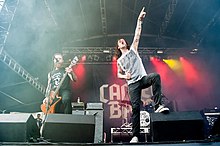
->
xmin=43 ymin=97 xmax=49 ymax=104
xmin=65 ymin=67 xmax=73 ymax=73
xmin=66 ymin=67 xmax=76 ymax=81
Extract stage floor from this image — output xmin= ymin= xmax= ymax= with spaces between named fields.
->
xmin=0 ymin=140 xmax=220 ymax=146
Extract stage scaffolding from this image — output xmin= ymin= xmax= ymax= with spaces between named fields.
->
xmin=62 ymin=46 xmax=193 ymax=63
xmin=0 ymin=0 xmax=46 ymax=94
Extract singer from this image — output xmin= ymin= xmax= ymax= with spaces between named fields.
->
xmin=43 ymin=53 xmax=77 ymax=114
xmin=114 ymin=7 xmax=169 ymax=143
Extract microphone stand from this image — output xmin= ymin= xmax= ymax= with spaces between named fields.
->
xmin=0 ymin=109 xmax=6 ymax=114
xmin=39 ymin=83 xmax=52 ymax=142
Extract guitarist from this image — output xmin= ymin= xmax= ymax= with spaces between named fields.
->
xmin=43 ymin=53 xmax=77 ymax=114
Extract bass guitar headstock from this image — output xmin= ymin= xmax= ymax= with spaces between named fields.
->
xmin=70 ymin=56 xmax=79 ymax=67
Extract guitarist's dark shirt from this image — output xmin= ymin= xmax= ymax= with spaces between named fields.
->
xmin=49 ymin=67 xmax=71 ymax=92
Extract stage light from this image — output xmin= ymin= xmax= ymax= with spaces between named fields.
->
xmin=179 ymin=57 xmax=184 ymax=61
xmin=150 ymin=56 xmax=155 ymax=61
xmin=103 ymin=50 xmax=110 ymax=53
xmin=81 ymin=55 xmax=86 ymax=62
xmin=150 ymin=56 xmax=160 ymax=62
xmin=112 ymin=60 xmax=117 ymax=76
xmin=112 ymin=55 xmax=117 ymax=62
xmin=88 ymin=55 xmax=93 ymax=61
xmin=157 ymin=50 xmax=164 ymax=54
xmin=180 ymin=57 xmax=199 ymax=84
xmin=93 ymin=55 xmax=99 ymax=61
xmin=151 ymin=57 xmax=175 ymax=88
xmin=112 ymin=56 xmax=118 ymax=77
xmin=163 ymin=59 xmax=182 ymax=73
xmin=72 ymin=62 xmax=85 ymax=89
xmin=106 ymin=55 xmax=112 ymax=61
xmin=190 ymin=48 xmax=199 ymax=54
xmin=192 ymin=48 xmax=198 ymax=51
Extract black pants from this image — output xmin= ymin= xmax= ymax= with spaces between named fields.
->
xmin=56 ymin=90 xmax=72 ymax=114
xmin=128 ymin=73 xmax=162 ymax=137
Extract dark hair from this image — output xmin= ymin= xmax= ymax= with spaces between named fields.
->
xmin=115 ymin=38 xmax=130 ymax=58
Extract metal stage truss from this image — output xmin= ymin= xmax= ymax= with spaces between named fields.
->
xmin=62 ymin=46 xmax=194 ymax=63
xmin=0 ymin=0 xmax=46 ymax=94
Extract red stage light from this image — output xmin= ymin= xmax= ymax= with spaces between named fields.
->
xmin=112 ymin=56 xmax=117 ymax=77
xmin=81 ymin=55 xmax=86 ymax=62
xmin=179 ymin=56 xmax=184 ymax=61
xmin=112 ymin=56 xmax=117 ymax=62
xmin=180 ymin=57 xmax=199 ymax=84
xmin=72 ymin=63 xmax=85 ymax=89
xmin=150 ymin=56 xmax=155 ymax=61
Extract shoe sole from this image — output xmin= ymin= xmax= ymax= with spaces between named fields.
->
xmin=155 ymin=105 xmax=164 ymax=113
xmin=130 ymin=137 xmax=139 ymax=143
xmin=159 ymin=107 xmax=170 ymax=114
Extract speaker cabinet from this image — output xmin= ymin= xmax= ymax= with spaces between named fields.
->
xmin=42 ymin=114 xmax=95 ymax=143
xmin=86 ymin=103 xmax=104 ymax=143
xmin=150 ymin=111 xmax=205 ymax=142
xmin=0 ymin=113 xmax=38 ymax=142
xmin=211 ymin=115 xmax=220 ymax=136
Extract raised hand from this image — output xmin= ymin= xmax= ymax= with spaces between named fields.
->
xmin=138 ymin=7 xmax=146 ymax=21
xmin=43 ymin=97 xmax=49 ymax=104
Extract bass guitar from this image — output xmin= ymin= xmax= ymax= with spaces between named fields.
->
xmin=41 ymin=56 xmax=78 ymax=114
